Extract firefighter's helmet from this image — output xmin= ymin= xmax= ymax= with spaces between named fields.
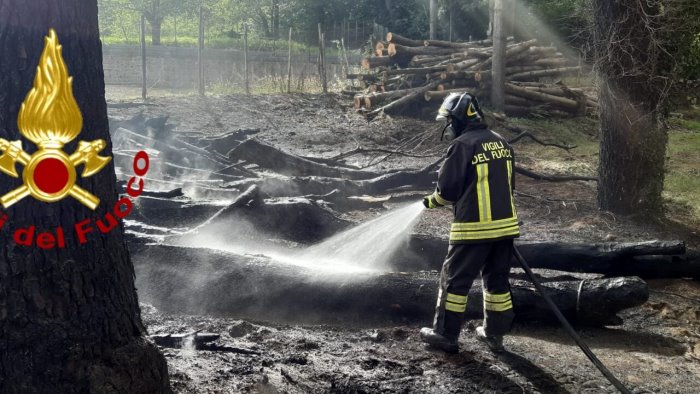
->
xmin=436 ymin=92 xmax=484 ymax=136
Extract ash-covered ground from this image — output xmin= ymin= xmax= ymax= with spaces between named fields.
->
xmin=107 ymin=91 xmax=700 ymax=393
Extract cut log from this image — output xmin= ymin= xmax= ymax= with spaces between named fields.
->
xmin=366 ymin=82 xmax=439 ymax=116
xmin=446 ymin=58 xmax=480 ymax=71
xmin=358 ymin=87 xmax=424 ymax=109
xmin=386 ymin=32 xmax=425 ymax=47
xmin=361 ymin=56 xmax=393 ymax=70
xmin=228 ymin=139 xmax=383 ymax=179
xmin=387 ymin=43 xmax=456 ymax=57
xmin=533 ymin=58 xmax=572 ymax=68
xmin=410 ymin=54 xmax=456 ymax=67
xmin=508 ymin=66 xmax=582 ymax=81
xmin=506 ymin=65 xmax=544 ymax=75
xmin=133 ymin=244 xmax=648 ymax=326
xmin=422 ymin=39 xmax=474 ymax=49
xmin=505 ymin=94 xmax=533 ymax=107
xmin=504 ymin=105 xmax=537 ymax=117
xmin=382 ymin=66 xmax=447 ymax=78
xmin=374 ymin=41 xmax=386 ymax=57
xmin=425 ymin=88 xmax=486 ymax=101
xmin=504 ymin=38 xmax=538 ymax=58
xmin=505 ymin=83 xmax=581 ymax=112
xmin=438 ymin=70 xmax=485 ymax=81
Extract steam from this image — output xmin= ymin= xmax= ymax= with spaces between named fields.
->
xmin=173 ymin=202 xmax=425 ymax=274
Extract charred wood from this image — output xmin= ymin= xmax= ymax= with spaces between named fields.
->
xmin=228 ymin=139 xmax=383 ymax=179
xmin=133 ymin=245 xmax=648 ymax=327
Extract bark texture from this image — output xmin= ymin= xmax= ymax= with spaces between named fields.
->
xmin=0 ymin=1 xmax=170 ymax=392
xmin=593 ymin=0 xmax=668 ymax=214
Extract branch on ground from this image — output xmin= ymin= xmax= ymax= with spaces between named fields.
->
xmin=515 ymin=166 xmax=598 ymax=182
xmin=505 ymin=125 xmax=577 ymax=151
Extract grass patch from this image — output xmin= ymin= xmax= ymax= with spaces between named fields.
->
xmin=504 ymin=112 xmax=699 ymax=228
xmin=502 ymin=116 xmax=599 ymax=176
xmin=665 ymin=111 xmax=700 ymax=225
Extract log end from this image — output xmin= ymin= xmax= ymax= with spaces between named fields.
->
xmin=354 ymin=96 xmax=363 ymax=110
xmin=387 ymin=43 xmax=397 ymax=57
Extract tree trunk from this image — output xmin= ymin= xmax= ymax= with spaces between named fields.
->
xmin=593 ymin=0 xmax=668 ymax=214
xmin=429 ymin=0 xmax=438 ymax=40
xmin=151 ymin=19 xmax=162 ymax=46
xmin=596 ymin=80 xmax=666 ymax=214
xmin=490 ymin=0 xmax=506 ymax=111
xmin=0 ymin=1 xmax=170 ymax=392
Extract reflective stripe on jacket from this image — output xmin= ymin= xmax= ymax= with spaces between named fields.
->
xmin=430 ymin=125 xmax=519 ymax=244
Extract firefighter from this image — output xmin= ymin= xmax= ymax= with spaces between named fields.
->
xmin=420 ymin=92 xmax=519 ymax=354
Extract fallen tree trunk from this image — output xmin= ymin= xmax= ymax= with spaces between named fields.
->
xmin=227 ymin=158 xmax=442 ymax=199
xmin=396 ymin=235 xmax=695 ymax=278
xmin=112 ymin=127 xmax=229 ymax=168
xmin=133 ymin=244 xmax=648 ymax=326
xmin=514 ymin=166 xmax=597 ymax=182
xmin=198 ymin=128 xmax=261 ymax=155
xmin=228 ymin=139 xmax=382 ymax=179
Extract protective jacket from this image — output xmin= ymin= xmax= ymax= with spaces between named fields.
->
xmin=427 ymin=124 xmax=519 ymax=244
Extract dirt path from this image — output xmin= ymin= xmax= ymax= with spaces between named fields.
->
xmin=108 ymin=91 xmax=700 ymax=393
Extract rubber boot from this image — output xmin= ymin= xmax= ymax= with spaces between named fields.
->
xmin=476 ymin=326 xmax=504 ymax=353
xmin=419 ymin=327 xmax=459 ymax=354
xmin=421 ymin=312 xmax=462 ymax=354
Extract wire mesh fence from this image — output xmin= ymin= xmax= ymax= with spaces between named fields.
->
xmin=100 ymin=11 xmax=385 ymax=97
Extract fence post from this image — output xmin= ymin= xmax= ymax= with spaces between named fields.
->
xmin=317 ymin=23 xmax=327 ymax=93
xmin=140 ymin=14 xmax=147 ymax=99
xmin=355 ymin=20 xmax=358 ymax=48
xmin=287 ymin=27 xmax=293 ymax=93
xmin=244 ymin=24 xmax=250 ymax=95
xmin=198 ymin=6 xmax=204 ymax=96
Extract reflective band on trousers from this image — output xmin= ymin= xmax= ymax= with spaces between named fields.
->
xmin=483 ymin=291 xmax=513 ymax=312
xmin=445 ymin=292 xmax=467 ymax=313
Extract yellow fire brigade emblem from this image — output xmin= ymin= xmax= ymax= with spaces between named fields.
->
xmin=0 ymin=29 xmax=110 ymax=210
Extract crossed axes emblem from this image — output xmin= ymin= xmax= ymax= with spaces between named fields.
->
xmin=0 ymin=29 xmax=110 ymax=210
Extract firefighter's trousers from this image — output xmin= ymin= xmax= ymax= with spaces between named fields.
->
xmin=432 ymin=238 xmax=515 ymax=340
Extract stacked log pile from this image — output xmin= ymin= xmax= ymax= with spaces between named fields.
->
xmin=350 ymin=33 xmax=597 ymax=117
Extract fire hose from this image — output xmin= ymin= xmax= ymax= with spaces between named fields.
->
xmin=513 ymin=245 xmax=632 ymax=394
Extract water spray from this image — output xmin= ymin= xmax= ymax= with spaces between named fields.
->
xmin=296 ymin=201 xmax=425 ymax=270
xmin=513 ymin=246 xmax=632 ymax=394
